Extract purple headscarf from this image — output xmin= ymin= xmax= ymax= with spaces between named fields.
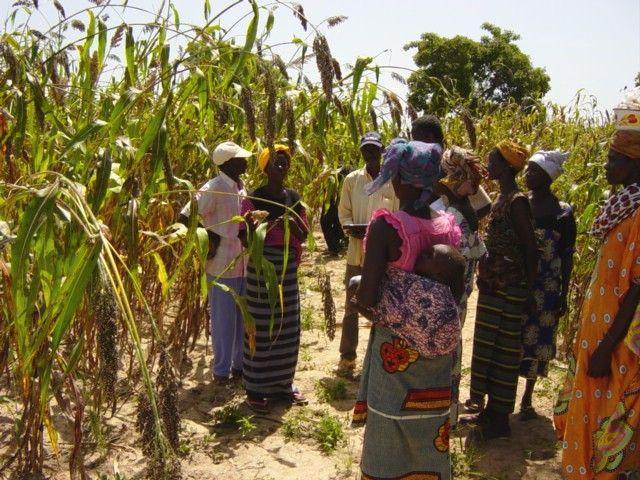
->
xmin=366 ymin=139 xmax=442 ymax=208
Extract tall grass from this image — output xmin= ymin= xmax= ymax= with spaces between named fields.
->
xmin=0 ymin=1 xmax=613 ymax=477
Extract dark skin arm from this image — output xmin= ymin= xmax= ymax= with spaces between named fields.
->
xmin=588 ymin=283 xmax=640 ymax=378
xmin=271 ymin=206 xmax=308 ymax=241
xmin=178 ymin=213 xmax=221 ymax=259
xmin=510 ymin=196 xmax=539 ymax=288
xmin=354 ymin=218 xmax=401 ymax=313
xmin=343 ymin=225 xmax=367 ymax=239
xmin=559 ymin=254 xmax=574 ymax=316
xmin=559 ymin=212 xmax=577 ymax=316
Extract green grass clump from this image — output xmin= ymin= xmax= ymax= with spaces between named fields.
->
xmin=313 ymin=412 xmax=346 ymax=453
xmin=314 ymin=378 xmax=348 ymax=403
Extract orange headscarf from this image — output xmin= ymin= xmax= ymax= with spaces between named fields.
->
xmin=258 ymin=144 xmax=291 ymax=172
xmin=496 ymin=140 xmax=528 ymax=171
xmin=610 ymin=130 xmax=640 ymax=160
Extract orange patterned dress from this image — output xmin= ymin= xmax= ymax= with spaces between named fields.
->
xmin=554 ymin=208 xmax=640 ymax=479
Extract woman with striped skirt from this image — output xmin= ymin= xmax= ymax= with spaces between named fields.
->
xmin=240 ymin=145 xmax=309 ymax=413
xmin=463 ymin=142 xmax=539 ymax=439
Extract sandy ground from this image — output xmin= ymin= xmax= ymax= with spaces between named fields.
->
xmin=0 ymin=232 xmax=566 ymax=479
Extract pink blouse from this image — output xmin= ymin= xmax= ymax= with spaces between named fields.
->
xmin=240 ymin=197 xmax=308 ymax=262
xmin=364 ymin=209 xmax=462 ymax=271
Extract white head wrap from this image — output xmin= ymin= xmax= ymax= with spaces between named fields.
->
xmin=528 ymin=150 xmax=568 ymax=181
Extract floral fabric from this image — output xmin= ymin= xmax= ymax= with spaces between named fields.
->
xmin=520 ymin=203 xmax=576 ymax=379
xmin=370 ymin=266 xmax=461 ymax=358
xmin=554 ymin=208 xmax=640 ymax=479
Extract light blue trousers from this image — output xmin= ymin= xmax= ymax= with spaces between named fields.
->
xmin=207 ymin=275 xmax=245 ymax=378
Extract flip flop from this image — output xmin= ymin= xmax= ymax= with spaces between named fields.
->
xmin=288 ymin=387 xmax=308 ymax=406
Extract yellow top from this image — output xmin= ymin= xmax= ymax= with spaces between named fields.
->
xmin=338 ymin=167 xmax=399 ymax=266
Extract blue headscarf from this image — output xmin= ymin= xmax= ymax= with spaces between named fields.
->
xmin=365 ymin=139 xmax=442 ymax=209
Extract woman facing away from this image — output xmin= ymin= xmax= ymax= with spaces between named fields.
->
xmin=437 ymin=146 xmax=488 ymax=428
xmin=463 ymin=141 xmax=539 ymax=439
xmin=240 ymin=144 xmax=309 ymax=414
xmin=554 ymin=130 xmax=640 ymax=479
xmin=351 ymin=139 xmax=463 ymax=480
xmin=519 ymin=150 xmax=576 ymax=420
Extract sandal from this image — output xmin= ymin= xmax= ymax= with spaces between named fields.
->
xmin=463 ymin=398 xmax=485 ymax=414
xmin=245 ymin=397 xmax=270 ymax=414
xmin=288 ymin=387 xmax=308 ymax=406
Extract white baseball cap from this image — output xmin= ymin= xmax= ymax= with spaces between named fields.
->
xmin=211 ymin=141 xmax=253 ymax=166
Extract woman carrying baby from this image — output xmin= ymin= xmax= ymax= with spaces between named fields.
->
xmin=351 ymin=139 xmax=463 ymax=480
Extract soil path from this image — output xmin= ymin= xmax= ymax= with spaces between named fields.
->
xmin=0 ymin=232 xmax=565 ymax=479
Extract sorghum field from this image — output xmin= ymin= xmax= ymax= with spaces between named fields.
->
xmin=0 ymin=1 xmax=615 ymax=478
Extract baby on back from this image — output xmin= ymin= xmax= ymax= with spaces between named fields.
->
xmin=414 ymin=244 xmax=466 ymax=302
xmin=349 ymin=244 xmax=465 ymax=303
xmin=349 ymin=244 xmax=465 ymax=358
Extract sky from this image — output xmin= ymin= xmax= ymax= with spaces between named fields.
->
xmin=3 ymin=0 xmax=640 ymax=111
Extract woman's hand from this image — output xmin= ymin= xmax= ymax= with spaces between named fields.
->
xmin=587 ymin=339 xmax=613 ymax=378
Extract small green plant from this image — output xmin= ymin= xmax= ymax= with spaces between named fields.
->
xmin=301 ymin=306 xmax=319 ymax=331
xmin=213 ymin=403 xmax=243 ymax=426
xmin=315 ymin=378 xmax=348 ymax=403
xmin=299 ymin=344 xmax=313 ymax=363
xmin=202 ymin=433 xmax=217 ymax=445
xmin=213 ymin=403 xmax=256 ymax=436
xmin=313 ymin=412 xmax=346 ymax=453
xmin=237 ymin=414 xmax=257 ymax=437
xmin=178 ymin=438 xmax=192 ymax=456
xmin=281 ymin=408 xmax=312 ymax=440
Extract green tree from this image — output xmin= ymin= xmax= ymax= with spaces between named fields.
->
xmin=635 ymin=72 xmax=640 ymax=88
xmin=405 ymin=23 xmax=550 ymax=115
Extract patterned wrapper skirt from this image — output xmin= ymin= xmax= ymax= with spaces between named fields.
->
xmin=243 ymin=247 xmax=300 ymax=398
xmin=354 ymin=326 xmax=452 ymax=480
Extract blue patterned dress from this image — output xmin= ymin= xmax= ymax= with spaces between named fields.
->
xmin=520 ymin=203 xmax=576 ymax=379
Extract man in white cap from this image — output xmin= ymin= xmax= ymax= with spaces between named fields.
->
xmin=180 ymin=141 xmax=252 ymax=384
xmin=336 ymin=132 xmax=399 ymax=377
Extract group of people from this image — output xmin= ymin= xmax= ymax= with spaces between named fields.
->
xmin=182 ymin=111 xmax=640 ymax=479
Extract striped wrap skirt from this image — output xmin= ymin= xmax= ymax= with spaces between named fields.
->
xmin=469 ymin=283 xmax=528 ymax=414
xmin=243 ymin=246 xmax=300 ymax=399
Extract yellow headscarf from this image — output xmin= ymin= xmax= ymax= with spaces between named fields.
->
xmin=258 ymin=144 xmax=291 ymax=172
xmin=496 ymin=140 xmax=528 ymax=171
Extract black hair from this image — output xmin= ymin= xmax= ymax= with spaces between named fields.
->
xmin=411 ymin=115 xmax=444 ymax=144
xmin=431 ymin=245 xmax=465 ymax=302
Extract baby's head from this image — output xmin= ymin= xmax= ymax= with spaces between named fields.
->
xmin=415 ymin=244 xmax=465 ymax=301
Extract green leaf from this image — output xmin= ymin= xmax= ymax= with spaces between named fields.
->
xmin=265 ymin=8 xmax=275 ymax=34
xmin=61 ymin=120 xmax=107 ymax=157
xmin=221 ymin=0 xmax=259 ymax=90
xmin=125 ymin=26 xmax=136 ymax=85
xmin=97 ymin=19 xmax=107 ymax=70
xmin=351 ymin=56 xmax=372 ymax=98
xmin=152 ymin=252 xmax=169 ymax=298
xmin=11 ymin=185 xmax=57 ymax=371
xmin=91 ymin=148 xmax=111 ymax=213
xmin=48 ymin=242 xmax=101 ymax=351
xmin=134 ymin=92 xmax=173 ymax=164
xmin=170 ymin=3 xmax=180 ymax=28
